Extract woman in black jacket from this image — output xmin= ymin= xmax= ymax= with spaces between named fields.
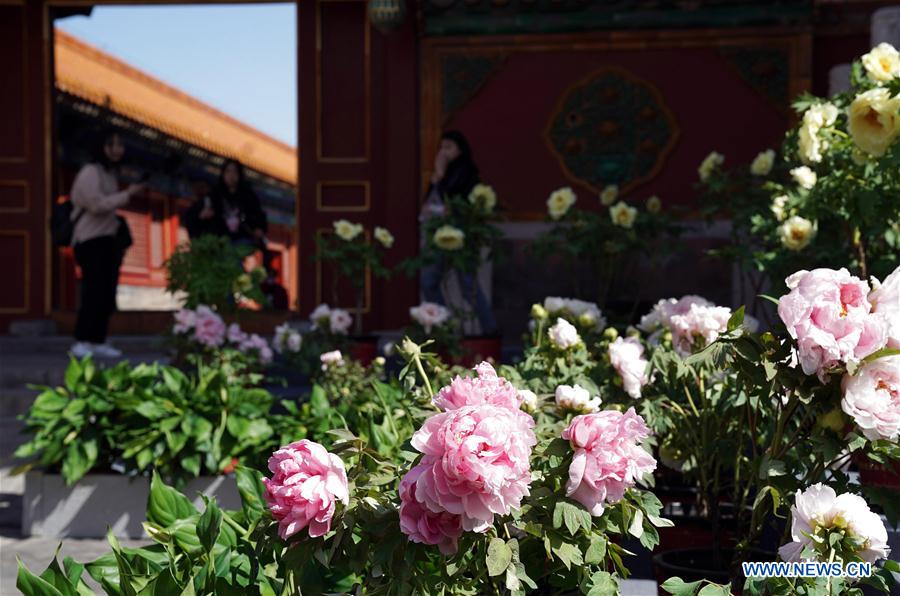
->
xmin=185 ymin=159 xmax=267 ymax=246
xmin=419 ymin=130 xmax=498 ymax=335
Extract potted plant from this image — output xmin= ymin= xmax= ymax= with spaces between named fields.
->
xmin=532 ymin=185 xmax=680 ymax=319
xmin=402 ymin=183 xmax=504 ymax=362
xmin=313 ymin=220 xmax=393 ymax=356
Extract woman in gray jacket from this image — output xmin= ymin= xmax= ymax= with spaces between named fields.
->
xmin=70 ymin=130 xmax=144 ymax=359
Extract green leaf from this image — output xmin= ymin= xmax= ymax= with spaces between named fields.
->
xmin=64 ymin=358 xmax=83 ymax=390
xmin=697 ymin=584 xmax=731 ymax=596
xmin=234 ymin=465 xmax=266 ymax=519
xmin=727 ymin=305 xmax=745 ymax=332
xmin=584 ymin=535 xmax=608 ymax=564
xmin=628 ymin=509 xmax=644 ymax=538
xmin=61 ymin=440 xmax=98 ymax=485
xmin=586 ymin=571 xmax=618 ymax=596
xmin=553 ymin=501 xmax=584 ymax=536
xmin=181 ymin=454 xmax=201 ymax=477
xmin=17 ymin=558 xmax=65 ymax=596
xmin=196 ymin=496 xmax=222 ymax=553
xmin=542 ymin=437 xmax=571 ymax=458
xmin=660 ymin=577 xmax=703 ymax=596
xmin=486 ymin=537 xmax=513 ymax=577
xmin=550 ymin=539 xmax=583 ymax=570
xmin=309 ymin=385 xmax=329 ymax=415
xmin=147 ymin=471 xmax=198 ymax=528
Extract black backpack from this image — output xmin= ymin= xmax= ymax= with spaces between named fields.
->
xmin=50 ymin=200 xmax=85 ymax=247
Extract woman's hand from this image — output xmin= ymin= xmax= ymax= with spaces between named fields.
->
xmin=126 ymin=183 xmax=146 ymax=198
xmin=431 ymin=150 xmax=449 ymax=184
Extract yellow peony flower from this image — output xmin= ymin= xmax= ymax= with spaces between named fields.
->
xmin=333 ymin=219 xmax=363 ymax=241
xmin=798 ymin=103 xmax=839 ymax=163
xmin=861 ymin=42 xmax=900 ymax=83
xmin=433 ymin=225 xmax=465 ymax=251
xmin=609 ymin=201 xmax=637 ymax=229
xmin=779 ymin=216 xmax=816 ymax=251
xmin=790 ymin=166 xmax=817 ymax=190
xmin=468 ymin=183 xmax=497 ymax=213
xmin=750 ymin=149 xmax=776 ymax=175
xmin=848 ymin=88 xmax=900 ymax=157
xmin=770 ymin=195 xmax=789 ymax=221
xmin=645 ymin=195 xmax=662 ymax=214
xmin=374 ymin=226 xmax=394 ymax=248
xmin=599 ymin=184 xmax=619 ymax=206
xmin=698 ymin=151 xmax=724 ymax=182
xmin=547 ymin=187 xmax=577 ymax=220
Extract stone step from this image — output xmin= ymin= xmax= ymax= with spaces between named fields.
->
xmin=0 ymin=353 xmax=171 ymax=389
xmin=0 ymin=335 xmax=167 ymax=357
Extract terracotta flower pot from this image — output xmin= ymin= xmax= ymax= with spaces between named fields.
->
xmin=652 ymin=548 xmax=774 ymax=595
xmin=451 ymin=336 xmax=502 ymax=367
xmin=349 ymin=336 xmax=378 ymax=365
xmin=857 ymin=458 xmax=900 ymax=491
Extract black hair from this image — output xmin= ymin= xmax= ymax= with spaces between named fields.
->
xmin=215 ymin=158 xmax=248 ymax=193
xmin=438 ymin=130 xmax=480 ymax=197
xmin=91 ymin=127 xmax=123 ymax=171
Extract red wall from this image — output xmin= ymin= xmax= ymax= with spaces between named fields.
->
xmin=442 ymin=44 xmax=798 ymax=216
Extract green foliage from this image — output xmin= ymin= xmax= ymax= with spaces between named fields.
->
xmin=13 ymin=357 xmax=302 ymax=486
xmin=165 ymin=235 xmax=265 ymax=312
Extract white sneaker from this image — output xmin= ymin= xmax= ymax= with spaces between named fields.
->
xmin=93 ymin=343 xmax=122 ymax=358
xmin=71 ymin=342 xmax=94 ymax=358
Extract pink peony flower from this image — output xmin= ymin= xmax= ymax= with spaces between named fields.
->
xmin=410 ymin=302 xmax=451 ymax=333
xmin=172 ymin=308 xmax=196 ymax=335
xmin=639 ymin=295 xmax=712 ymax=334
xmin=608 ymin=337 xmax=650 ymax=399
xmin=192 ymin=306 xmax=226 ymax=348
xmin=668 ymin=303 xmax=732 ymax=356
xmin=263 ymin=439 xmax=349 ymax=539
xmin=562 ymin=408 xmax=657 ymax=516
xmin=778 ymin=268 xmax=887 ymax=381
xmin=432 ymin=362 xmax=524 ymax=412
xmin=869 ymin=265 xmax=900 ymax=349
xmin=240 ymin=333 xmax=273 ymax=364
xmin=841 ymin=355 xmax=900 ymax=441
xmin=227 ymin=323 xmax=248 ymax=345
xmin=409 ymin=404 xmax=536 ymax=532
xmin=399 ymin=461 xmax=464 ymax=554
xmin=320 ymin=350 xmax=344 ymax=370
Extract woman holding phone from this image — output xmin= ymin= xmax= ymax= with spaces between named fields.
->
xmin=70 ymin=129 xmax=144 ymax=359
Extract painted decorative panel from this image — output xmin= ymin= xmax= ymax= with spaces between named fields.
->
xmin=317 ymin=181 xmax=370 ymax=212
xmin=0 ymin=181 xmax=28 ymax=212
xmin=545 ymin=68 xmax=678 ymax=194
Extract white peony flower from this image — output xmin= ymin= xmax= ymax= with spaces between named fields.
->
xmin=548 ymin=317 xmax=581 ymax=349
xmin=779 ymin=484 xmax=890 ymax=563
xmin=790 ymin=166 xmax=817 ymax=190
xmin=329 ymin=308 xmax=353 ymax=335
xmin=698 ymin=151 xmax=724 ymax=182
xmin=609 ymin=201 xmax=638 ymax=229
xmin=608 ymin=337 xmax=650 ymax=399
xmin=409 ymin=302 xmax=451 ymax=333
xmin=518 ymin=389 xmax=538 ymax=413
xmin=861 ymin=42 xmax=900 ymax=83
xmin=599 ymin=184 xmax=619 ymax=206
xmin=750 ymin=149 xmax=775 ymax=175
xmin=310 ymin=303 xmax=332 ymax=329
xmin=320 ymin=350 xmax=344 ymax=370
xmin=779 ymin=216 xmax=816 ymax=251
xmin=841 ymin=355 xmax=900 ymax=441
xmin=547 ymin=187 xmax=577 ymax=220
xmin=273 ymin=323 xmax=302 ymax=354
xmin=555 ymin=384 xmax=602 ymax=414
xmin=543 ymin=296 xmax=567 ymax=313
xmin=645 ymin=195 xmax=662 ymax=214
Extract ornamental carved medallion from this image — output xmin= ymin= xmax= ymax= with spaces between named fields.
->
xmin=545 ymin=68 xmax=678 ymax=195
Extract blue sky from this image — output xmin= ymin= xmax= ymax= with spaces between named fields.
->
xmin=56 ymin=3 xmax=298 ymax=147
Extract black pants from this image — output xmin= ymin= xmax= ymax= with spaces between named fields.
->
xmin=74 ymin=235 xmax=122 ymax=344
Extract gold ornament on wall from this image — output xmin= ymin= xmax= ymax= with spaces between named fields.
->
xmin=368 ymin=0 xmax=406 ymax=33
